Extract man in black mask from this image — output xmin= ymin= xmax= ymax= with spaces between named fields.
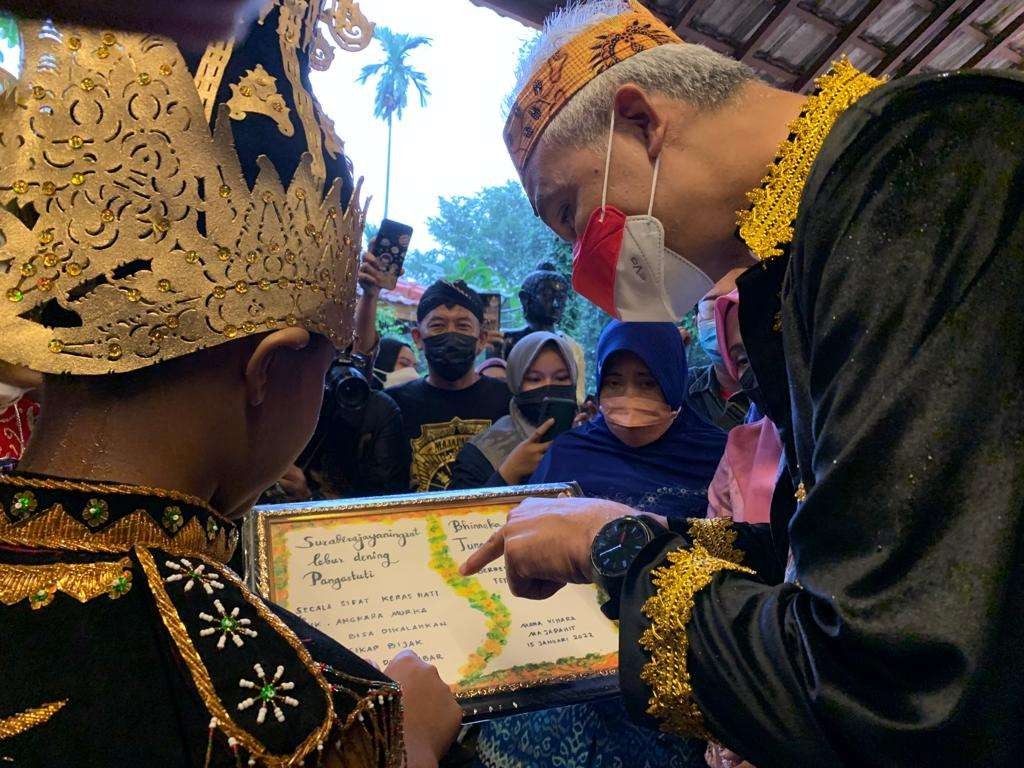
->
xmin=387 ymin=280 xmax=510 ymax=491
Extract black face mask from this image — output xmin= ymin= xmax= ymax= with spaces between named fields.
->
xmin=423 ymin=332 xmax=478 ymax=382
xmin=739 ymin=366 xmax=765 ymax=413
xmin=514 ymin=384 xmax=577 ymax=425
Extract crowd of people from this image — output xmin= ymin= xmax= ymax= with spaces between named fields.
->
xmin=1 ymin=0 xmax=1022 ymax=766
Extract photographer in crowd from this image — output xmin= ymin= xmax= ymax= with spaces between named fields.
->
xmin=273 ymin=350 xmax=407 ymax=502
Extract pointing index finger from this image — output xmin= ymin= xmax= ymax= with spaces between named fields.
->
xmin=460 ymin=527 xmax=506 ymax=575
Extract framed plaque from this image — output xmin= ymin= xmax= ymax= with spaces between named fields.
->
xmin=244 ymin=484 xmax=619 ymax=719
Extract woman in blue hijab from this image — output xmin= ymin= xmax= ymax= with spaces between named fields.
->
xmin=474 ymin=322 xmax=725 ymax=768
xmin=530 ymin=320 xmax=726 ymax=518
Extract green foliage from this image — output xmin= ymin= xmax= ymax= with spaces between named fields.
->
xmin=356 ymin=28 xmax=431 ymax=122
xmin=401 ymin=181 xmax=611 ymax=381
xmin=374 ymin=303 xmax=408 ymax=340
xmin=0 ymin=13 xmax=18 ymax=63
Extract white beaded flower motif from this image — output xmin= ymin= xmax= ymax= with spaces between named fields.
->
xmin=199 ymin=599 xmax=258 ymax=649
xmin=164 ymin=558 xmax=225 ymax=595
xmin=238 ymin=663 xmax=299 ymax=724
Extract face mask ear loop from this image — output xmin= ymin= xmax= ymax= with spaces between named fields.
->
xmin=647 ymin=152 xmax=662 ymax=217
xmin=599 ymin=108 xmax=616 ymax=223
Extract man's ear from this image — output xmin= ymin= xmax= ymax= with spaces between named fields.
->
xmin=411 ymin=326 xmax=424 ymax=349
xmin=244 ymin=328 xmax=312 ymax=407
xmin=614 ymin=84 xmax=668 ymax=162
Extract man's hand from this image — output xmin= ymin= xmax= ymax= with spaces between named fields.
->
xmin=386 ymin=650 xmax=462 ymax=768
xmin=498 ymin=418 xmax=554 ymax=485
xmin=459 ymin=497 xmax=636 ymax=599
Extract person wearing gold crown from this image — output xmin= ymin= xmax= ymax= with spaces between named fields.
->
xmin=0 ymin=7 xmax=463 ymax=767
xmin=462 ymin=1 xmax=1024 ymax=766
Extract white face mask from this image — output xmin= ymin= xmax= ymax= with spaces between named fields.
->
xmin=382 ymin=366 xmax=420 ymax=389
xmin=571 ymin=109 xmax=713 ymax=323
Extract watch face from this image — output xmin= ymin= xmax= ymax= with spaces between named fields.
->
xmin=593 ymin=517 xmax=652 ymax=578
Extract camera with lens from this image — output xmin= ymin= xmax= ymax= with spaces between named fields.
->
xmin=325 ymin=349 xmax=372 ymax=412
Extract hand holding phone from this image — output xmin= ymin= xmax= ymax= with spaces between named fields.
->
xmin=370 ymin=218 xmax=413 ymax=290
xmin=537 ymin=396 xmax=578 ymax=443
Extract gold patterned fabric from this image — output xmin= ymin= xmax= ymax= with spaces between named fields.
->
xmin=0 ymin=700 xmax=67 ymax=740
xmin=686 ymin=517 xmax=743 ymax=565
xmin=0 ymin=3 xmax=368 ymax=375
xmin=0 ymin=474 xmax=238 ymax=563
xmin=504 ymin=0 xmax=680 ymax=176
xmin=736 ymin=59 xmax=884 ymax=262
xmin=0 ymin=557 xmax=131 ymax=609
xmin=640 ymin=546 xmax=753 ymax=739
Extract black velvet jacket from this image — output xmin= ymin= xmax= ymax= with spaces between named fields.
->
xmin=0 ymin=474 xmax=402 ymax=766
xmin=619 ymin=70 xmax=1024 ymax=766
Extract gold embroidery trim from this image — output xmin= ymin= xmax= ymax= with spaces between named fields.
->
xmin=639 ymin=545 xmax=753 ymax=739
xmin=0 ymin=504 xmax=236 ymax=563
xmin=0 ymin=475 xmax=237 ymax=562
xmin=0 ymin=557 xmax=131 ymax=609
xmin=0 ymin=700 xmax=68 ymax=740
xmin=736 ymin=59 xmax=884 ymax=262
xmin=227 ymin=63 xmax=296 ymax=137
xmin=0 ymin=475 xmax=228 ymax=521
xmin=137 ymin=547 xmax=335 ymax=767
xmin=686 ymin=517 xmax=744 ymax=565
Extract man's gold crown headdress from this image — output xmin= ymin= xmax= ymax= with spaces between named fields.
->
xmin=0 ymin=1 xmax=372 ymax=375
xmin=503 ymin=0 xmax=681 ymax=177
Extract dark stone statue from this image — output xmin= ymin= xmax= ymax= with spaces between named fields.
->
xmin=500 ymin=262 xmax=570 ymax=355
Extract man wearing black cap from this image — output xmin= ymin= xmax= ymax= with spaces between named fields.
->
xmin=388 ymin=281 xmax=511 ymax=492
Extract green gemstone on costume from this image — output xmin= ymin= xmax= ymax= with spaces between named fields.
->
xmin=259 ymin=684 xmax=276 ymax=701
xmin=11 ymin=492 xmax=38 ymax=519
xmin=83 ymin=498 xmax=109 ymax=527
xmin=108 ymin=572 xmax=132 ymax=598
xmin=220 ymin=616 xmax=238 ymax=632
xmin=162 ymin=506 xmax=184 ymax=532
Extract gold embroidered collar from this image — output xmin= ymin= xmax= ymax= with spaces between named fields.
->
xmin=0 ymin=473 xmax=238 ymax=563
xmin=736 ymin=59 xmax=884 ymax=262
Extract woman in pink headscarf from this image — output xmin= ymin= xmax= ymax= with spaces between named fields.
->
xmin=705 ymin=290 xmax=783 ymax=524
xmin=704 ymin=290 xmax=781 ymax=768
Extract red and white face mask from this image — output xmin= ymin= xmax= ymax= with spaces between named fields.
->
xmin=571 ymin=110 xmax=713 ymax=322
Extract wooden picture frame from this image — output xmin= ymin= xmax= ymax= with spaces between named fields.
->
xmin=244 ymin=483 xmax=620 ymax=719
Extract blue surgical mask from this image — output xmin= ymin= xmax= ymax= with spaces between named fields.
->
xmin=697 ymin=319 xmax=724 ymax=367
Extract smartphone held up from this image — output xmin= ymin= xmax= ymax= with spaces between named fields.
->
xmin=371 ymin=219 xmax=414 ymax=290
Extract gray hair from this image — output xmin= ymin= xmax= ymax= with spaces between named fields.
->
xmin=512 ymin=0 xmax=756 ymax=152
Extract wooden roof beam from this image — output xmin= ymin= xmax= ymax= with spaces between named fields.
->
xmin=796 ymin=0 xmax=887 ymax=89
xmin=967 ymin=7 xmax=1024 ymax=67
xmin=738 ymin=0 xmax=805 ymax=61
xmin=883 ymin=0 xmax=989 ymax=76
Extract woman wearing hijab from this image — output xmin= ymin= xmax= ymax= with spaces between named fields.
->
xmin=450 ymin=332 xmax=577 ymax=489
xmin=372 ymin=336 xmax=419 ymax=389
xmin=475 ymin=322 xmax=725 ymax=768
xmin=705 ymin=289 xmax=783 ymax=525
xmin=530 ymin=320 xmax=726 ymax=518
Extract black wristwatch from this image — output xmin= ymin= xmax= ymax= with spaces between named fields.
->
xmin=590 ymin=515 xmax=666 ymax=617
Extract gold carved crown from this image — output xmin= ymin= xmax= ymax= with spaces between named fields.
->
xmin=0 ymin=1 xmax=375 ymax=375
xmin=504 ymin=0 xmax=680 ymax=177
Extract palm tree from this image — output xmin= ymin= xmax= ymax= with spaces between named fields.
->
xmin=357 ymin=27 xmax=431 ymax=217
